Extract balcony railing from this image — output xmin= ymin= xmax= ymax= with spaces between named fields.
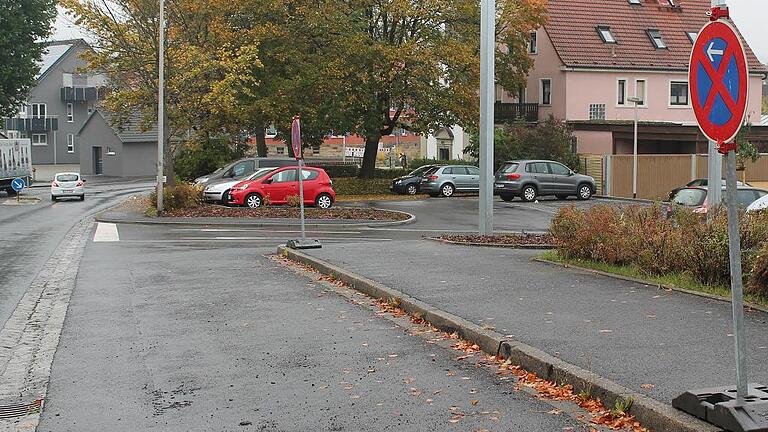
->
xmin=4 ymin=116 xmax=58 ymax=132
xmin=494 ymin=102 xmax=539 ymax=123
xmin=61 ymin=86 xmax=106 ymax=102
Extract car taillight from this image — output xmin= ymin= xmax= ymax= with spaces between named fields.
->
xmin=428 ymin=175 xmax=438 ymax=181
xmin=52 ymin=181 xmax=59 ymax=187
xmin=76 ymin=181 xmax=84 ymax=187
xmin=505 ymin=173 xmax=521 ymax=180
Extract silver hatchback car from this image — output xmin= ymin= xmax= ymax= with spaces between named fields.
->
xmin=494 ymin=160 xmax=595 ymax=202
xmin=420 ymin=165 xmax=480 ymax=197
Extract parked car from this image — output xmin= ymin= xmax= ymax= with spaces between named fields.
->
xmin=668 ymin=178 xmax=747 ymax=200
xmin=229 ymin=166 xmax=336 ymax=209
xmin=419 ymin=165 xmax=480 ymax=197
xmin=203 ymin=167 xmax=276 ymax=204
xmin=493 ymin=160 xmax=595 ymax=202
xmin=747 ymin=194 xmax=768 ymax=213
xmin=51 ymin=172 xmax=85 ymax=201
xmin=665 ymin=186 xmax=768 ymax=217
xmin=390 ymin=164 xmax=440 ymax=195
xmin=193 ymin=158 xmax=297 ymax=187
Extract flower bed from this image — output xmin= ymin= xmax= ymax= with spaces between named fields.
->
xmin=161 ymin=204 xmax=410 ymax=221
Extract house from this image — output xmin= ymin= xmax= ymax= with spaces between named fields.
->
xmin=496 ymin=0 xmax=768 ymax=155
xmin=2 ymin=39 xmax=106 ymax=179
xmin=259 ymin=131 xmax=424 ymax=162
xmin=77 ymin=110 xmax=158 ymax=177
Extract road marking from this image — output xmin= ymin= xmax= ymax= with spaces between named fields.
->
xmin=170 ymin=228 xmax=362 ymax=234
xmin=93 ymin=222 xmax=120 ymax=242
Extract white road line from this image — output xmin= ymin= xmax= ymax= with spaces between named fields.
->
xmin=93 ymin=222 xmax=120 ymax=242
xmin=170 ymin=228 xmax=362 ymax=234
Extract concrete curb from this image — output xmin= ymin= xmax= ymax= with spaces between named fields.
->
xmin=534 ymin=257 xmax=768 ymax=315
xmin=424 ymin=236 xmax=555 ymax=250
xmin=94 ymin=207 xmax=416 ymax=229
xmin=277 ymin=246 xmax=720 ymax=432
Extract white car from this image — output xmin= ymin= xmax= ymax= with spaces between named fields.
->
xmin=203 ymin=167 xmax=276 ymax=204
xmin=51 ymin=172 xmax=85 ymax=201
xmin=746 ymin=194 xmax=768 ymax=213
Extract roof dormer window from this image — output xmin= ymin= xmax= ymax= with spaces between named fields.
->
xmin=628 ymin=0 xmax=641 ymax=5
xmin=647 ymin=29 xmax=667 ymax=49
xmin=597 ymin=25 xmax=617 ymax=43
xmin=686 ymin=31 xmax=697 ymax=43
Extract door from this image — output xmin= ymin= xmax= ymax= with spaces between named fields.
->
xmin=93 ymin=147 xmax=103 ymax=175
xmin=465 ymin=166 xmax=480 ymax=190
xmin=442 ymin=166 xmax=465 ymax=189
xmin=524 ymin=162 xmax=552 ymax=194
xmin=547 ymin=162 xmax=575 ymax=194
xmin=262 ymin=168 xmax=297 ymax=203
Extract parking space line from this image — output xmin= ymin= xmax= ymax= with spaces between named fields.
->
xmin=93 ymin=223 xmax=120 ymax=242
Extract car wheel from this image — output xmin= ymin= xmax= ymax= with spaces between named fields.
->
xmin=521 ymin=185 xmax=537 ymax=202
xmin=577 ymin=184 xmax=593 ymax=200
xmin=406 ymin=184 xmax=418 ymax=195
xmin=80 ymin=195 xmax=85 ymax=201
xmin=245 ymin=193 xmax=262 ymax=208
xmin=316 ymin=193 xmax=333 ymax=209
xmin=221 ymin=190 xmax=230 ymax=206
xmin=440 ymin=183 xmax=455 ymax=197
xmin=51 ymin=195 xmax=57 ymax=202
xmin=500 ymin=194 xmax=514 ymax=202
xmin=556 ymin=195 xmax=569 ymax=200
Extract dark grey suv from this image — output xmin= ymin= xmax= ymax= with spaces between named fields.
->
xmin=494 ymin=160 xmax=595 ymax=202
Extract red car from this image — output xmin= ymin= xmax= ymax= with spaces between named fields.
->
xmin=229 ymin=166 xmax=336 ymax=209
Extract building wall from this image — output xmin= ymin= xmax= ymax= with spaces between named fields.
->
xmin=525 ymin=28 xmax=567 ymax=120
xmin=573 ymin=130 xmax=613 ymax=154
xmin=121 ymin=142 xmax=157 ymax=177
xmin=423 ymin=126 xmax=468 ymax=160
xmin=78 ymin=113 xmax=124 ymax=176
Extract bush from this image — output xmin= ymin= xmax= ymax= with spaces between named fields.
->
xmin=332 ymin=178 xmax=391 ymax=196
xmin=749 ymin=242 xmax=768 ymax=297
xmin=149 ymin=182 xmax=203 ymax=212
xmin=174 ymin=135 xmax=250 ymax=181
xmin=316 ymin=164 xmax=359 ymax=178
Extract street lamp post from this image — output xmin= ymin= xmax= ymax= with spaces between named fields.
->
xmin=156 ymin=0 xmax=165 ymax=212
xmin=479 ymin=0 xmax=495 ymax=235
xmin=628 ymin=96 xmax=641 ymax=199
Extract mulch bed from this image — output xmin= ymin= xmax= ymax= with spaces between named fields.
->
xmin=161 ymin=204 xmax=409 ymax=221
xmin=436 ymin=234 xmax=554 ymax=248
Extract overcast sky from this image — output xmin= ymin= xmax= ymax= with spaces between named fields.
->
xmin=53 ymin=1 xmax=767 ymax=63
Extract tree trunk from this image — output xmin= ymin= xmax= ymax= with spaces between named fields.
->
xmin=358 ymin=134 xmax=381 ymax=178
xmin=254 ymin=127 xmax=268 ymax=157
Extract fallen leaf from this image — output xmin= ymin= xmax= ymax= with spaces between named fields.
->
xmin=471 ymin=400 xmax=479 ymax=406
xmin=640 ymin=384 xmax=655 ymax=390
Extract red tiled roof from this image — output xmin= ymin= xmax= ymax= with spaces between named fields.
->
xmin=544 ymin=0 xmax=767 ymax=74
xmin=255 ymin=134 xmax=421 ymax=147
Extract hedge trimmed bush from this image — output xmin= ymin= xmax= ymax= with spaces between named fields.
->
xmin=149 ymin=182 xmax=203 ymax=212
xmin=332 ymin=178 xmax=391 ymax=195
xmin=550 ymin=204 xmax=768 ymax=295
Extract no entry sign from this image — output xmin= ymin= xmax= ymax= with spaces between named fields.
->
xmin=689 ymin=20 xmax=749 ymax=144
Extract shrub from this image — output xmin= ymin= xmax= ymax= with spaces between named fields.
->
xmin=174 ymin=135 xmax=250 ymax=181
xmin=286 ymin=194 xmax=301 ymax=207
xmin=332 ymin=178 xmax=391 ymax=196
xmin=749 ymin=242 xmax=768 ymax=297
xmin=149 ymin=182 xmax=203 ymax=212
xmin=317 ymin=164 xmax=359 ymax=178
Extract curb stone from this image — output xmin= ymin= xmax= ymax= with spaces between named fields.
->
xmin=277 ymin=246 xmax=721 ymax=432
xmin=425 ymin=236 xmax=555 ymax=250
xmin=533 ymin=257 xmax=768 ymax=315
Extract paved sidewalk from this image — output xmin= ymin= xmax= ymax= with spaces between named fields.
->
xmin=306 ymin=240 xmax=768 ymax=404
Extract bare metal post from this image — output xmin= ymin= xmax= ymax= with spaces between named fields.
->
xmin=298 ymin=158 xmax=306 ymax=241
xmin=707 ymin=0 xmax=723 ymax=222
xmin=629 ymin=97 xmax=641 ymax=199
xmin=156 ymin=0 xmax=165 ymax=212
xmin=479 ymin=0 xmax=495 ymax=235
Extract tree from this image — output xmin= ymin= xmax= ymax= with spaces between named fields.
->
xmin=0 ymin=0 xmax=56 ymax=117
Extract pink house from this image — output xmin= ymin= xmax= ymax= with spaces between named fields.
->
xmin=497 ymin=0 xmax=768 ymax=154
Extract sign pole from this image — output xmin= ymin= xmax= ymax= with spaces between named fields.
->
xmin=479 ymin=0 xmax=495 ymax=235
xmin=156 ymin=0 xmax=165 ymax=212
xmin=287 ymin=116 xmax=320 ymax=250
xmin=706 ymin=0 xmax=722 ymax=222
xmin=298 ymin=157 xmax=306 ymax=242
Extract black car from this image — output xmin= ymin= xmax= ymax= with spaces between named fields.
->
xmin=390 ymin=164 xmax=441 ymax=195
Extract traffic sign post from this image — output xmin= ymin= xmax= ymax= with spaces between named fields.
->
xmin=286 ymin=115 xmax=321 ymax=250
xmin=11 ymin=177 xmax=25 ymax=203
xmin=673 ymin=7 xmax=768 ymax=431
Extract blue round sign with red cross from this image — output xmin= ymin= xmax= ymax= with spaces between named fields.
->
xmin=689 ymin=20 xmax=750 ymax=144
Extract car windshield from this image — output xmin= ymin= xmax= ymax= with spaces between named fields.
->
xmin=56 ymin=174 xmax=79 ymax=182
xmin=498 ymin=163 xmax=519 ymax=174
xmin=408 ymin=165 xmax=433 ymax=177
xmin=672 ymin=189 xmax=706 ymax=206
xmin=247 ymin=168 xmax=276 ymax=180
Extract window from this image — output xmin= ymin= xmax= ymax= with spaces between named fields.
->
xmin=32 ymin=134 xmax=47 ymax=146
xmin=617 ymin=79 xmax=627 ymax=105
xmin=300 ymin=169 xmax=320 ymax=181
xmin=589 ymin=104 xmax=606 ymax=120
xmin=106 ymin=147 xmax=116 ymax=155
xmin=635 ymin=79 xmax=647 ymax=105
xmin=528 ymin=31 xmax=537 ymax=54
xmin=66 ymin=103 xmax=74 ymax=122
xmin=628 ymin=0 xmax=641 ymax=4
xmin=525 ymin=162 xmax=549 ymax=174
xmin=548 ymin=163 xmax=571 ymax=176
xmin=66 ymin=134 xmax=74 ymax=153
xmin=647 ymin=29 xmax=667 ymax=49
xmin=312 ymin=144 xmax=321 ymax=154
xmin=687 ymin=31 xmax=697 ymax=43
xmin=31 ymin=103 xmax=46 ymax=118
xmin=276 ymin=146 xmax=285 ymax=155
xmin=467 ymin=167 xmax=480 ymax=176
xmin=670 ymin=81 xmax=689 ymax=106
xmin=540 ymin=79 xmax=551 ymax=105
xmin=270 ymin=169 xmax=297 ymax=183
xmin=597 ymin=26 xmax=616 ymax=43
xmin=499 ymin=162 xmax=519 ymax=173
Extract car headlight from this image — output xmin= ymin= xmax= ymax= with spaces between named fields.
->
xmin=236 ymin=184 xmax=249 ymax=190
xmin=395 ymin=180 xmax=402 ymax=184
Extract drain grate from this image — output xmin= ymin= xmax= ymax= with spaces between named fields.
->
xmin=0 ymin=399 xmax=42 ymax=419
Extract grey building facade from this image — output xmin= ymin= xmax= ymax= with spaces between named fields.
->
xmin=78 ymin=110 xmax=157 ymax=177
xmin=2 ymin=39 xmax=105 ymax=175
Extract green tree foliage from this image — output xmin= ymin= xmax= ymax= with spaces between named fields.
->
xmin=0 ymin=0 xmax=56 ymax=117
xmin=174 ymin=134 xmax=250 ymax=181
xmin=465 ymin=116 xmax=580 ymax=171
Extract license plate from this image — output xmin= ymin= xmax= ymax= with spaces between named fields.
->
xmin=494 ymin=184 xmax=503 ymax=188
xmin=63 ymin=190 xmax=73 ymax=193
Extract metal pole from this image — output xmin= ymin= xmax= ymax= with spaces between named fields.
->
xmin=156 ymin=0 xmax=165 ymax=212
xmin=633 ymin=101 xmax=638 ymax=199
xmin=725 ymin=149 xmax=748 ymax=400
xmin=707 ymin=0 xmax=722 ymax=221
xmin=298 ymin=159 xmax=306 ymax=241
xmin=342 ymin=134 xmax=346 ymax=163
xmin=479 ymin=0 xmax=495 ymax=235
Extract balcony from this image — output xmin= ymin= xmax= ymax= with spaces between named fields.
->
xmin=60 ymin=86 xmax=105 ymax=102
xmin=4 ymin=116 xmax=58 ymax=132
xmin=494 ymin=102 xmax=539 ymax=123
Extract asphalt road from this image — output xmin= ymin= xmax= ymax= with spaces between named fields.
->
xmin=37 ymin=223 xmax=594 ymax=431
xmin=0 ymin=179 xmax=153 ymax=327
